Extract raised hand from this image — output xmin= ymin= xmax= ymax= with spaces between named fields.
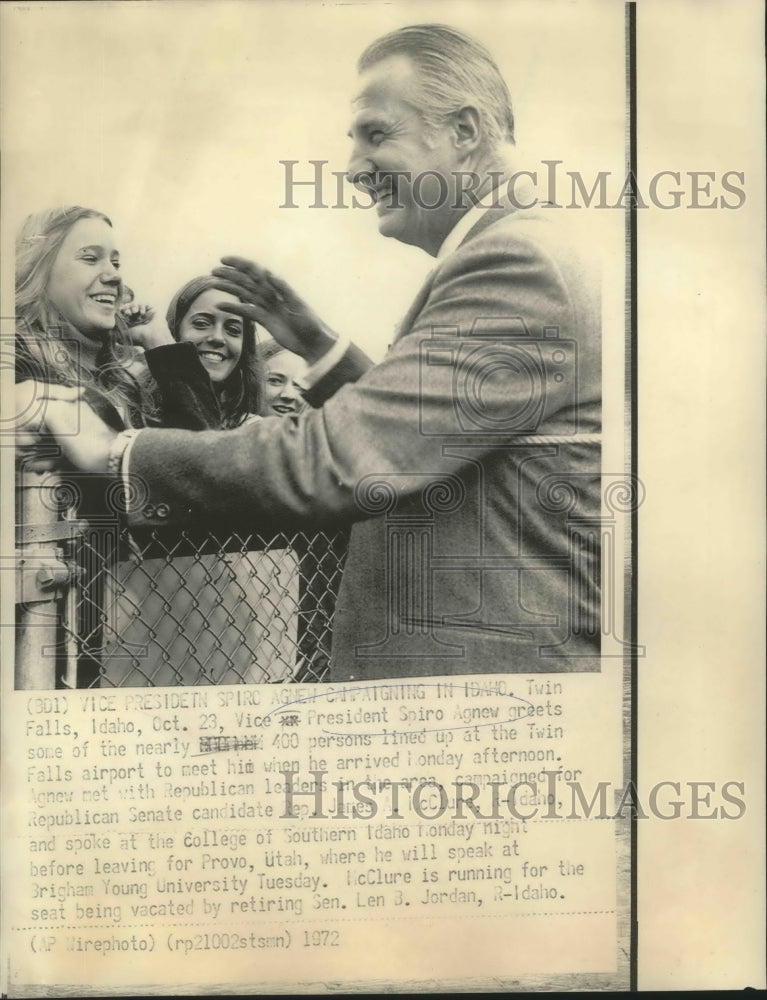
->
xmin=211 ymin=256 xmax=339 ymax=364
xmin=120 ymin=302 xmax=175 ymax=350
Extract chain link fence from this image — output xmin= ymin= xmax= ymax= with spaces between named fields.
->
xmin=15 ymin=470 xmax=346 ymax=688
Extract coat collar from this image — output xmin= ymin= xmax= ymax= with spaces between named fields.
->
xmin=437 ymin=168 xmax=544 ymax=258
xmin=391 ymin=174 xmax=540 ymax=344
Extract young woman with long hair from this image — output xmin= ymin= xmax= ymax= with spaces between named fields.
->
xmin=14 ymin=207 xmax=251 ymax=687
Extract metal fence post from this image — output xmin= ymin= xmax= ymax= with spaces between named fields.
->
xmin=15 ymin=468 xmax=80 ymax=690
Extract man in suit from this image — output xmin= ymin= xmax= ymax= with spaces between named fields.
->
xmin=36 ymin=24 xmax=601 ymax=680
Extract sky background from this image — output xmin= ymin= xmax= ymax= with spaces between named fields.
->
xmin=2 ymin=0 xmax=625 ymax=360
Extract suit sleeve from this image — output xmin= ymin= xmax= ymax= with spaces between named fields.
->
xmin=303 ymin=342 xmax=373 ymax=407
xmin=127 ymin=228 xmax=593 ymax=530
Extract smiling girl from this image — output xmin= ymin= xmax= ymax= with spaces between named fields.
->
xmin=257 ymin=338 xmax=308 ymax=417
xmin=15 ymin=206 xmax=224 ymax=432
xmin=14 ymin=207 xmax=229 ymax=688
xmin=163 ymin=275 xmax=261 ymax=427
xmin=15 ymin=207 xmax=160 ymax=426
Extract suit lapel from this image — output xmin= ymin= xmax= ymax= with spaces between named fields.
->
xmin=458 ymin=198 xmax=518 ymax=245
xmin=391 ymin=269 xmax=439 ymax=343
xmin=391 ymin=197 xmax=519 ymax=345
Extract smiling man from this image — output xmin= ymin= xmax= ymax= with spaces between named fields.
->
xmin=36 ymin=24 xmax=602 ymax=680
xmin=348 ymin=31 xmax=515 ymax=252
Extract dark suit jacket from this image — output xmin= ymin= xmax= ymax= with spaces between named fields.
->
xmin=128 ymin=202 xmax=601 ymax=679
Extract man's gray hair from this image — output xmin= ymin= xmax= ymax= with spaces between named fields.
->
xmin=358 ymin=24 xmax=515 ymax=150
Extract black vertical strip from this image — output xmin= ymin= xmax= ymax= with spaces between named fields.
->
xmin=626 ymin=1 xmax=639 ymax=993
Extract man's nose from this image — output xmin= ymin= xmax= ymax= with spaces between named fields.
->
xmin=345 ymin=146 xmax=376 ymax=190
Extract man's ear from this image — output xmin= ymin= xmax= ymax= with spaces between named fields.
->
xmin=452 ymin=106 xmax=482 ymax=156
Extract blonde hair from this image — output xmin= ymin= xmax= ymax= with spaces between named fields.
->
xmin=15 ymin=206 xmax=159 ymax=427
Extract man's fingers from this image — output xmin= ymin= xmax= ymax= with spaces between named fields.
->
xmin=216 ymin=300 xmax=260 ymax=316
xmin=215 ymin=260 xmax=305 ymax=316
xmin=207 ymin=278 xmax=254 ymax=301
xmin=211 ymin=265 xmax=262 ymax=285
xmin=219 ymin=255 xmax=267 ymax=280
xmin=219 ymin=266 xmax=296 ymax=307
xmin=210 ymin=268 xmax=263 ymax=296
xmin=217 ymin=301 xmax=270 ymax=324
xmin=264 ymin=272 xmax=297 ymax=305
xmin=211 ymin=269 xmax=278 ymax=310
